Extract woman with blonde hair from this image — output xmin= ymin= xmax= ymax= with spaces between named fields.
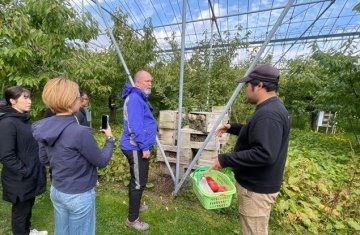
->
xmin=0 ymin=86 xmax=47 ymax=235
xmin=32 ymin=77 xmax=115 ymax=235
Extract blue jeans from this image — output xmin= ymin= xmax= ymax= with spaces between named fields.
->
xmin=50 ymin=186 xmax=95 ymax=235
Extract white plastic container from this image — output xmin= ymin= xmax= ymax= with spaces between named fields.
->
xmin=199 ymin=176 xmax=213 ymax=194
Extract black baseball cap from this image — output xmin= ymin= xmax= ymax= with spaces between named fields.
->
xmin=237 ymin=64 xmax=280 ymax=83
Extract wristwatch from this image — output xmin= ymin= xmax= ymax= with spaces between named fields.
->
xmin=107 ymin=136 xmax=115 ymax=142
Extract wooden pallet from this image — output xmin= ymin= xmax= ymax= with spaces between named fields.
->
xmin=158 ymin=110 xmax=184 ymax=129
xmin=188 ymin=111 xmax=229 ymax=133
xmin=158 ymin=128 xmax=177 ymax=146
xmin=180 ymin=127 xmax=219 ymax=150
xmin=156 ymin=145 xmax=193 ymax=164
xmin=157 ymin=161 xmax=195 ymax=178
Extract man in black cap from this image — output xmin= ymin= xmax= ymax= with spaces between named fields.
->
xmin=210 ymin=64 xmax=290 ymax=235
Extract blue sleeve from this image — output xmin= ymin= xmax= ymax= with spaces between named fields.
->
xmin=77 ymin=127 xmax=114 ymax=168
xmin=126 ymin=94 xmax=148 ymax=150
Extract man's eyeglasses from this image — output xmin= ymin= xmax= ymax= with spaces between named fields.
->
xmin=74 ymin=96 xmax=83 ymax=102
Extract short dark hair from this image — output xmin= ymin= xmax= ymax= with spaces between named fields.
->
xmin=4 ymin=86 xmax=30 ymax=105
xmin=80 ymin=90 xmax=88 ymax=97
xmin=248 ymin=79 xmax=278 ymax=92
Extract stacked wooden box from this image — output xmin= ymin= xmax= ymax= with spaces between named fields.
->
xmin=156 ymin=108 xmax=230 ymax=177
xmin=186 ymin=110 xmax=229 ymax=166
xmin=156 ymin=110 xmax=189 ymax=177
xmin=211 ymin=106 xmax=230 ymax=149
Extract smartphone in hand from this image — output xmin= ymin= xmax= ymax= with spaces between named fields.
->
xmin=101 ymin=115 xmax=109 ymax=130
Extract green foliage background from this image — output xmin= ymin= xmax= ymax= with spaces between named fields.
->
xmin=275 ymin=130 xmax=360 ymax=234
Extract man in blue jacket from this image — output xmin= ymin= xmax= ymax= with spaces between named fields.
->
xmin=120 ymin=70 xmax=157 ymax=231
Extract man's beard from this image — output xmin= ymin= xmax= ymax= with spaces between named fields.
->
xmin=144 ymin=89 xmax=151 ymax=95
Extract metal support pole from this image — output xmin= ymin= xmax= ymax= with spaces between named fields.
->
xmin=153 ymin=0 xmax=330 ymax=29
xmin=174 ymin=0 xmax=187 ymax=185
xmin=206 ymin=20 xmax=214 ymax=110
xmin=207 ymin=0 xmax=222 ymax=41
xmin=274 ymin=0 xmax=335 ymax=66
xmin=94 ymin=0 xmax=175 ymax=182
xmin=94 ymin=0 xmax=133 ymax=85
xmin=173 ymin=0 xmax=296 ymax=196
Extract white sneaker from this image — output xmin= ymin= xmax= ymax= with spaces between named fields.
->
xmin=30 ymin=229 xmax=48 ymax=235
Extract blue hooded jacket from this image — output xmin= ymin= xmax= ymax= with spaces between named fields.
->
xmin=120 ymin=83 xmax=157 ymax=151
xmin=32 ymin=115 xmax=114 ymax=194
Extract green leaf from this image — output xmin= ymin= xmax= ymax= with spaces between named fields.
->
xmin=334 ymin=221 xmax=346 ymax=230
xmin=346 ymin=218 xmax=360 ymax=230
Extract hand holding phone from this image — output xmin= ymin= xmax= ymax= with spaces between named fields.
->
xmin=100 ymin=114 xmax=113 ymax=137
xmin=101 ymin=115 xmax=109 ymax=130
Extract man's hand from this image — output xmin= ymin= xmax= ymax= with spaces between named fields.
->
xmin=215 ymin=124 xmax=229 ymax=137
xmin=209 ymin=155 xmax=222 ymax=171
xmin=142 ymin=150 xmax=150 ymax=159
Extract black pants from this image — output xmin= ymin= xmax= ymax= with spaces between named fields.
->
xmin=122 ymin=150 xmax=150 ymax=222
xmin=12 ymin=197 xmax=35 ymax=235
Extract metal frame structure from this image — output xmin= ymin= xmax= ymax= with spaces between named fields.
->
xmin=82 ymin=0 xmax=359 ymax=195
xmin=73 ymin=0 xmax=360 ymax=64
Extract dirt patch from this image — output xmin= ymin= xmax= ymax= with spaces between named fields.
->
xmin=148 ymin=164 xmax=175 ymax=195
xmin=148 ymin=163 xmax=194 ymax=196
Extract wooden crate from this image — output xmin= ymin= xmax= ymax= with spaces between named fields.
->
xmin=179 ymin=127 xmax=219 ymax=150
xmin=188 ymin=111 xmax=229 ymax=133
xmin=158 ymin=128 xmax=177 ymax=146
xmin=198 ymin=149 xmax=218 ymax=160
xmin=156 ymin=145 xmax=193 ymax=164
xmin=197 ymin=158 xmax=214 ymax=166
xmin=218 ymin=133 xmax=230 ymax=149
xmin=211 ymin=106 xmax=230 ymax=114
xmin=158 ymin=110 xmax=184 ymax=129
xmin=192 ymin=149 xmax=217 ymax=166
xmin=157 ymin=162 xmax=194 ymax=178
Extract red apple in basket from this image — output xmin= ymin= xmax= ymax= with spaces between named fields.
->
xmin=217 ymin=186 xmax=227 ymax=192
xmin=207 ymin=180 xmax=219 ymax=192
xmin=205 ymin=176 xmax=213 ymax=181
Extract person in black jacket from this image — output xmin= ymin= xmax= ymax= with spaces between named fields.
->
xmin=210 ymin=65 xmax=291 ymax=235
xmin=0 ymin=86 xmax=47 ymax=235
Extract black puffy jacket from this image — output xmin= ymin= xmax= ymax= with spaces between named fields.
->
xmin=0 ymin=105 xmax=46 ymax=203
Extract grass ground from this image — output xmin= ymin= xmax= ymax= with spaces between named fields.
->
xmin=0 ymin=165 xmax=244 ymax=235
xmin=0 ymin=164 xmax=303 ymax=235
xmin=3 ymin=127 xmax=357 ymax=234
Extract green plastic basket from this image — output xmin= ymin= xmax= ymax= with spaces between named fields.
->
xmin=190 ymin=166 xmax=236 ymax=210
